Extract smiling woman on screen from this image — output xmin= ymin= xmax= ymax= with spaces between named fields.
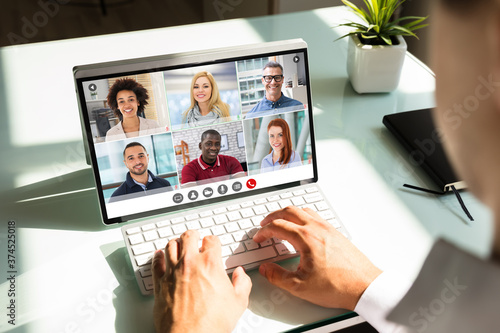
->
xmin=105 ymin=78 xmax=163 ymax=141
xmin=260 ymin=118 xmax=302 ymax=173
xmin=182 ymin=71 xmax=231 ymax=128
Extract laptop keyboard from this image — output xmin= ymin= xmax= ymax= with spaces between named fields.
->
xmin=121 ymin=185 xmax=350 ymax=295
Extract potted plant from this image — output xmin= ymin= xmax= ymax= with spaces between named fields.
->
xmin=336 ymin=0 xmax=428 ymax=93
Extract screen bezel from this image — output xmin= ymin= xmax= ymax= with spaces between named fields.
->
xmin=74 ymin=40 xmax=318 ymax=225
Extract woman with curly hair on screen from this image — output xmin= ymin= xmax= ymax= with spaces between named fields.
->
xmin=182 ymin=71 xmax=231 ymax=128
xmin=105 ymin=78 xmax=163 ymax=141
xmin=260 ymin=118 xmax=302 ymax=173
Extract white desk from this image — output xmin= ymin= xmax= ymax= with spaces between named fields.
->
xmin=0 ymin=6 xmax=492 ymax=333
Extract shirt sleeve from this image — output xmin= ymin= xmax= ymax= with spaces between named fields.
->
xmin=181 ymin=162 xmax=196 ymax=184
xmin=354 ymin=271 xmax=414 ymax=333
xmin=227 ymin=156 xmax=244 ymax=174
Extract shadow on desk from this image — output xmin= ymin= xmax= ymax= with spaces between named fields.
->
xmin=0 ymin=169 xmax=107 ymax=232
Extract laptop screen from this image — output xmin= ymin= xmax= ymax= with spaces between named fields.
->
xmin=74 ymin=39 xmax=318 ymax=225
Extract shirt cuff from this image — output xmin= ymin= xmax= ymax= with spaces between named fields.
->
xmin=354 ymin=271 xmax=413 ymax=333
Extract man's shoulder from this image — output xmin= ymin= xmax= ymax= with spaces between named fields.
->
xmin=281 ymin=95 xmax=302 ymax=106
xmin=110 ymin=181 xmax=128 ymax=198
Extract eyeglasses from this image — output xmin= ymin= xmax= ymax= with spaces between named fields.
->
xmin=262 ymin=75 xmax=284 ymax=83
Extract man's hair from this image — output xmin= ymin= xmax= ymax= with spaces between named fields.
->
xmin=107 ymin=78 xmax=149 ymax=119
xmin=263 ymin=61 xmax=283 ymax=73
xmin=201 ymin=129 xmax=221 ymax=142
xmin=123 ymin=142 xmax=147 ymax=157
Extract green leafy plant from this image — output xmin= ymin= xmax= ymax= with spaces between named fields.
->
xmin=336 ymin=0 xmax=428 ymax=45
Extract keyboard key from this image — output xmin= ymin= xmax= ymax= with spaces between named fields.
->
xmin=219 ymin=234 xmax=233 ymax=245
xmin=186 ymin=221 xmax=201 ymax=230
xmin=304 ymin=193 xmax=322 ymax=203
xmin=214 ymin=214 xmax=229 ymax=224
xmin=328 ymin=219 xmax=341 ymax=228
xmin=251 ymin=216 xmax=263 ymax=226
xmin=154 ymin=239 xmax=169 ymax=250
xmin=223 ymin=246 xmax=277 ymax=269
xmin=199 ymin=229 xmax=212 ymax=239
xmin=227 ymin=211 xmax=241 ymax=221
xmin=199 ymin=210 xmax=213 ymax=217
xmin=214 ymin=207 xmax=227 ymax=214
xmin=293 ymin=189 xmax=306 ymax=196
xmin=185 ymin=213 xmax=199 ymax=221
xmin=291 ymin=196 xmax=306 ymax=206
xmin=315 ymin=201 xmax=329 ymax=211
xmin=246 ymin=227 xmax=259 ymax=239
xmin=225 ymin=222 xmax=239 ymax=233
xmin=132 ymin=242 xmax=155 ymax=256
xmin=253 ymin=205 xmax=268 ymax=215
xmin=211 ymin=225 xmax=226 ymax=236
xmin=318 ymin=210 xmax=335 ymax=220
xmin=280 ymin=192 xmax=293 ymax=199
xmin=254 ymin=198 xmax=267 ymax=205
xmin=221 ymin=245 xmax=232 ymax=257
xmin=244 ymin=239 xmax=259 ymax=250
xmin=142 ymin=223 xmax=156 ymax=232
xmin=128 ymin=234 xmax=144 ymax=245
xmin=278 ymin=199 xmax=293 ymax=209
xmin=238 ymin=219 xmax=253 ymax=230
xmin=139 ymin=265 xmax=152 ymax=277
xmin=241 ymin=201 xmax=254 ymax=208
xmin=227 ymin=204 xmax=241 ymax=211
xmin=267 ymin=195 xmax=280 ymax=202
xmin=143 ymin=230 xmax=159 ymax=242
xmin=230 ymin=242 xmax=246 ymax=254
xmin=143 ymin=276 xmax=153 ymax=291
xmin=306 ymin=187 xmax=319 ymax=193
xmin=135 ymin=253 xmax=153 ymax=266
xmin=126 ymin=227 xmax=141 ymax=235
xmin=200 ymin=217 xmax=215 ymax=228
xmin=158 ymin=227 xmax=173 ymax=238
xmin=232 ymin=230 xmax=248 ymax=242
xmin=156 ymin=220 xmax=170 ymax=228
xmin=266 ymin=202 xmax=280 ymax=212
xmin=276 ymin=243 xmax=293 ymax=256
xmin=259 ymin=239 xmax=273 ymax=247
xmin=172 ymin=224 xmax=187 ymax=235
xmin=171 ymin=217 xmax=185 ymax=224
xmin=240 ymin=208 xmax=255 ymax=218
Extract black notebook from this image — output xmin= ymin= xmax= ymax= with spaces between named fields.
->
xmin=383 ymin=108 xmax=466 ymax=193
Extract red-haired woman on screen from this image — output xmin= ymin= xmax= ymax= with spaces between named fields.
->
xmin=260 ymin=118 xmax=302 ymax=173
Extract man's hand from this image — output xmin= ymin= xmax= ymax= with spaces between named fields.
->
xmin=253 ymin=206 xmax=381 ymax=311
xmin=152 ymin=230 xmax=252 ymax=333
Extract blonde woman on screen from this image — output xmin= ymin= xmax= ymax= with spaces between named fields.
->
xmin=182 ymin=71 xmax=231 ymax=128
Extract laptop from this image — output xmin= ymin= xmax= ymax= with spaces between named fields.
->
xmin=73 ymin=39 xmax=350 ymax=296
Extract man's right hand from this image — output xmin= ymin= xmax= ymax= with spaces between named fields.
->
xmin=253 ymin=206 xmax=382 ymax=311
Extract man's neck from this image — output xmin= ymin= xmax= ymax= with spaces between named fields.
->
xmin=130 ymin=171 xmax=149 ymax=185
xmin=201 ymin=156 xmax=216 ymax=166
xmin=266 ymin=93 xmax=282 ymax=103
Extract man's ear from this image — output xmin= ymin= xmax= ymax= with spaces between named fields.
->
xmin=199 ymin=142 xmax=202 ymax=150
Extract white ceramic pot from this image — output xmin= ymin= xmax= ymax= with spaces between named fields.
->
xmin=346 ymin=34 xmax=407 ymax=94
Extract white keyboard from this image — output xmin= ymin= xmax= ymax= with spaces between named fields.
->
xmin=121 ymin=185 xmax=350 ymax=295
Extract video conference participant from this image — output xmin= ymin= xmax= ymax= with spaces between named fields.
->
xmin=261 ymin=118 xmax=302 ymax=172
xmin=245 ymin=61 xmax=303 ymax=119
xmin=182 ymin=71 xmax=231 ymax=128
xmin=109 ymin=142 xmax=172 ymax=202
xmin=105 ymin=78 xmax=163 ymax=141
xmin=181 ymin=129 xmax=245 ymax=187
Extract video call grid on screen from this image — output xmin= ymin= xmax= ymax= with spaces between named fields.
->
xmin=75 ymin=43 xmax=319 ymax=224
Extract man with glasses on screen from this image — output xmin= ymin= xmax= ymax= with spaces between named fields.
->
xmin=245 ymin=61 xmax=304 ymax=119
xmin=108 ymin=142 xmax=172 ymax=202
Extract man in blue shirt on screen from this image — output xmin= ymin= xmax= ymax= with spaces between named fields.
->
xmin=109 ymin=142 xmax=172 ymax=202
xmin=245 ymin=61 xmax=304 ymax=119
